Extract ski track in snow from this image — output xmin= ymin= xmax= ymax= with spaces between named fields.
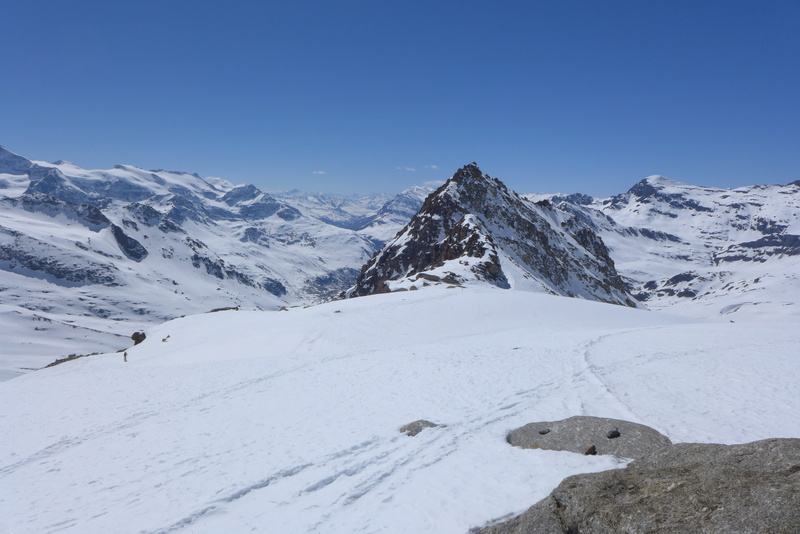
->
xmin=2 ymin=289 xmax=798 ymax=534
xmin=143 ymin=329 xmax=660 ymax=533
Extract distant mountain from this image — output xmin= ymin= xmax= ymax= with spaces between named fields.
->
xmin=270 ymin=190 xmax=391 ymax=230
xmin=345 ymin=163 xmax=638 ymax=307
xmin=0 ymin=146 xmax=429 ymax=376
xmin=545 ymin=175 xmax=800 ymax=318
xmin=2 ymin=144 xmax=798 ymax=377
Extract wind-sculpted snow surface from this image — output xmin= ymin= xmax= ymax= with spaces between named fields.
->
xmin=1 ymin=288 xmax=797 ymax=533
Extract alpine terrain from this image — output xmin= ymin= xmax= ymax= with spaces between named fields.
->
xmin=1 ymin=148 xmax=798 ymax=533
xmin=532 ymin=175 xmax=800 ymax=319
xmin=0 ymin=146 xmax=430 ymax=378
xmin=346 ymin=163 xmax=637 ymax=308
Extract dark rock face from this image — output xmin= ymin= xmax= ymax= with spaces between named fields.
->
xmin=110 ymin=224 xmax=148 ymax=261
xmin=346 ymin=163 xmax=636 ymax=307
xmin=0 ymin=234 xmax=120 ymax=287
xmin=612 ymin=177 xmax=713 ymax=212
xmin=222 ymin=184 xmax=262 ymax=206
xmin=713 ymin=233 xmax=800 ymax=264
xmin=131 ymin=331 xmax=146 ymax=345
xmin=10 ymin=193 xmax=111 ymax=231
xmin=507 ymin=416 xmax=672 ymax=459
xmin=303 ymin=267 xmax=360 ymax=298
xmin=479 ymin=438 xmax=800 ymax=534
xmin=550 ymin=193 xmax=594 ymax=206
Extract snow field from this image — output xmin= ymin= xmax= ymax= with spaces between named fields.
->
xmin=1 ymin=287 xmax=798 ymax=533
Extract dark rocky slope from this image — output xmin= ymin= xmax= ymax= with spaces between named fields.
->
xmin=346 ymin=163 xmax=637 ymax=307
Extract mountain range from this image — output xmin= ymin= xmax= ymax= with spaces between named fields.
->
xmin=0 ymin=146 xmax=431 ymax=378
xmin=532 ymin=175 xmax=800 ymax=318
xmin=1 ymin=146 xmax=798 ymax=378
xmin=2 ymin=146 xmax=798 ymax=533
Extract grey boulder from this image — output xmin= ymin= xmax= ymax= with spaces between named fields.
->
xmin=507 ymin=415 xmax=672 ymax=459
xmin=479 ymin=438 xmax=800 ymax=534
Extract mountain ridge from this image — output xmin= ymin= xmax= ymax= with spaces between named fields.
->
xmin=346 ymin=163 xmax=637 ymax=307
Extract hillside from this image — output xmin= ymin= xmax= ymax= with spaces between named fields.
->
xmin=0 ymin=146 xmax=430 ymax=377
xmin=1 ymin=288 xmax=797 ymax=533
xmin=530 ymin=175 xmax=800 ymax=319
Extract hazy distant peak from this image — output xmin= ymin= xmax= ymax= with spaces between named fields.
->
xmin=0 ymin=145 xmax=34 ymax=175
xmin=626 ymin=175 xmax=687 ymax=198
xmin=204 ymin=176 xmax=236 ymax=191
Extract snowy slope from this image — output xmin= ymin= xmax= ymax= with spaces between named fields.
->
xmin=1 ymin=288 xmax=798 ymax=534
xmin=0 ymin=147 xmax=426 ymax=377
xmin=270 ymin=190 xmax=391 ymax=229
xmin=598 ymin=176 xmax=800 ymax=319
xmin=528 ymin=176 xmax=800 ymax=319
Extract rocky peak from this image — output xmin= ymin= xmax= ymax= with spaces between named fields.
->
xmin=345 ymin=164 xmax=637 ymax=307
xmin=222 ymin=184 xmax=263 ymax=206
xmin=625 ymin=175 xmax=686 ymax=200
xmin=606 ymin=175 xmax=714 ymax=213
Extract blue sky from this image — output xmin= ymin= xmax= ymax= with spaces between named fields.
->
xmin=3 ymin=1 xmax=798 ymax=196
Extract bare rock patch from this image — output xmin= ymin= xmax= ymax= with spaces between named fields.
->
xmin=478 ymin=438 xmax=800 ymax=534
xmin=507 ymin=415 xmax=671 ymax=459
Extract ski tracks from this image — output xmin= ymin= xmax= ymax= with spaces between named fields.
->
xmin=149 ymin=330 xmax=658 ymax=533
xmin=564 ymin=327 xmax=678 ymax=423
xmin=151 ymin=378 xmax=563 ymax=534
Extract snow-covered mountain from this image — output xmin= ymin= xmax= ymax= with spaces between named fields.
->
xmin=539 ymin=175 xmax=800 ymax=319
xmin=0 ymin=146 xmax=430 ymax=377
xmin=2 ymin=149 xmax=798 ymax=533
xmin=2 ymin=287 xmax=797 ymax=533
xmin=2 ymin=145 xmax=799 ymax=379
xmin=347 ymin=163 xmax=638 ymax=307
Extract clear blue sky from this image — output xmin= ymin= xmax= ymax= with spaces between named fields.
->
xmin=2 ymin=1 xmax=798 ymax=196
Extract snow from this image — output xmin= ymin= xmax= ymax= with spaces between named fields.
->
xmin=2 ymin=287 xmax=797 ymax=533
xmin=0 ymin=150 xmax=430 ymax=378
xmin=537 ymin=176 xmax=800 ymax=319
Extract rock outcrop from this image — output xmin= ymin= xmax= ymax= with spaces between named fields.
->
xmin=479 ymin=438 xmax=800 ymax=534
xmin=507 ymin=416 xmax=672 ymax=459
xmin=345 ymin=163 xmax=637 ymax=307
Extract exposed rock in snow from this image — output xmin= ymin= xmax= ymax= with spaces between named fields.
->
xmin=549 ymin=175 xmax=800 ymax=319
xmin=479 ymin=438 xmax=800 ymax=534
xmin=346 ymin=163 xmax=637 ymax=307
xmin=507 ymin=416 xmax=672 ymax=459
xmin=399 ymin=419 xmax=442 ymax=437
